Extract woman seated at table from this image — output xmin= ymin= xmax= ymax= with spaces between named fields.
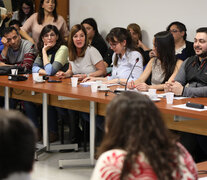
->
xmin=91 ymin=91 xmax=198 ymax=179
xmin=83 ymin=27 xmax=143 ymax=84
xmin=25 ymin=24 xmax=69 ymax=142
xmin=56 ymin=24 xmax=106 ymax=144
xmin=128 ymin=31 xmax=183 ymax=91
xmin=32 ymin=24 xmax=69 ymax=75
xmin=56 ymin=24 xmax=106 ymax=79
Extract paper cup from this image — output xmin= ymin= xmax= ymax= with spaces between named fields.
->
xmin=100 ymin=84 xmax=108 ymax=90
xmin=148 ymin=88 xmax=157 ymax=99
xmin=71 ymin=77 xmax=78 ymax=87
xmin=32 ymin=73 xmax=39 ymax=82
xmin=166 ymin=92 xmax=174 ymax=104
xmin=11 ymin=69 xmax=18 ymax=75
xmin=91 ymin=83 xmax=98 ymax=92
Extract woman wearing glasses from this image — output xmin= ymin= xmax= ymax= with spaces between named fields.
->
xmin=83 ymin=27 xmax=143 ymax=84
xmin=12 ymin=0 xmax=34 ymax=26
xmin=25 ymin=24 xmax=69 ymax=142
xmin=32 ymin=24 xmax=68 ymax=75
xmin=128 ymin=31 xmax=182 ymax=91
xmin=167 ymin=21 xmax=195 ymax=61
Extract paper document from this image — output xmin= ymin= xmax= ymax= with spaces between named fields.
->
xmin=173 ymin=104 xmax=207 ymax=111
xmin=0 ymin=7 xmax=7 ymax=27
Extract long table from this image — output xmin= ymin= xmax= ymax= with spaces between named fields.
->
xmin=0 ymin=75 xmax=207 ymax=167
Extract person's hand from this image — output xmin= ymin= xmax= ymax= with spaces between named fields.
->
xmin=149 ymin=50 xmax=156 ymax=58
xmin=43 ymin=43 xmax=52 ymax=52
xmin=168 ymin=81 xmax=184 ymax=96
xmin=6 ymin=12 xmax=12 ymax=19
xmin=136 ymin=83 xmax=149 ymax=91
xmin=104 ymin=79 xmax=118 ymax=84
xmin=82 ymin=76 xmax=96 ymax=82
xmin=1 ymin=14 xmax=7 ymax=20
xmin=127 ymin=80 xmax=135 ymax=89
xmin=1 ymin=37 xmax=9 ymax=47
xmin=73 ymin=74 xmax=87 ymax=80
xmin=56 ymin=71 xmax=66 ymax=78
xmin=164 ymin=82 xmax=172 ymax=92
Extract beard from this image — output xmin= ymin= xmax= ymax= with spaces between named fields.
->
xmin=197 ymin=51 xmax=207 ymax=58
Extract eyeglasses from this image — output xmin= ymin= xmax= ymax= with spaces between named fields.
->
xmin=169 ymin=29 xmax=180 ymax=33
xmin=43 ymin=33 xmax=56 ymax=39
xmin=22 ymin=7 xmax=31 ymax=10
xmin=109 ymin=41 xmax=120 ymax=48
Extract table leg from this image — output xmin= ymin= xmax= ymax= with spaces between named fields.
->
xmin=4 ymin=86 xmax=9 ymax=110
xmin=58 ymin=101 xmax=97 ymax=168
xmin=42 ymin=93 xmax=49 ymax=151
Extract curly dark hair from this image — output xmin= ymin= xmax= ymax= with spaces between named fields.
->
xmin=98 ymin=91 xmax=180 ymax=180
xmin=18 ymin=0 xmax=34 ymax=25
xmin=154 ymin=31 xmax=177 ymax=83
xmin=37 ymin=24 xmax=65 ymax=57
xmin=38 ymin=0 xmax=58 ymax=25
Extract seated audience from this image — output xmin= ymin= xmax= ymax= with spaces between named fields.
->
xmin=127 ymin=23 xmax=151 ymax=65
xmin=32 ymin=24 xmax=68 ymax=75
xmin=81 ymin=18 xmax=108 ymax=66
xmin=91 ymin=92 xmax=198 ymax=180
xmin=56 ymin=24 xmax=106 ymax=79
xmin=12 ymin=0 xmax=34 ymax=26
xmin=0 ymin=109 xmax=36 ymax=180
xmin=56 ymin=24 xmax=106 ymax=143
xmin=83 ymin=27 xmax=143 ymax=84
xmin=165 ymin=27 xmax=207 ymax=162
xmin=0 ymin=1 xmax=12 ymax=36
xmin=167 ymin=21 xmax=195 ymax=61
xmin=20 ymin=0 xmax=69 ymax=47
xmin=25 ymin=24 xmax=69 ymax=142
xmin=9 ymin=19 xmax=22 ymax=32
xmin=0 ymin=26 xmax=35 ymax=70
xmin=128 ymin=31 xmax=182 ymax=91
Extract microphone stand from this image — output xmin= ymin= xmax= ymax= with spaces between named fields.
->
xmin=124 ymin=57 xmax=139 ymax=91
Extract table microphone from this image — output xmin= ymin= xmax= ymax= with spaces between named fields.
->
xmin=124 ymin=57 xmax=139 ymax=91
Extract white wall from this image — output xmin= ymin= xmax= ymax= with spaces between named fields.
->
xmin=70 ymin=0 xmax=207 ymax=48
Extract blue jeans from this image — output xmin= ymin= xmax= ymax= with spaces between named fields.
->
xmin=24 ymin=101 xmax=58 ymax=133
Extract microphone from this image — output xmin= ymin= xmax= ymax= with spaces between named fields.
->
xmin=124 ymin=57 xmax=139 ymax=91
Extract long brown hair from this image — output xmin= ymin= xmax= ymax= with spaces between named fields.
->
xmin=68 ymin=24 xmax=88 ymax=61
xmin=98 ymin=92 xmax=180 ymax=179
xmin=106 ymin=27 xmax=137 ymax=66
xmin=38 ymin=0 xmax=58 ymax=25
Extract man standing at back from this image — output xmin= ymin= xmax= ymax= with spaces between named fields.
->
xmin=165 ymin=27 xmax=207 ymax=162
xmin=0 ymin=26 xmax=35 ymax=71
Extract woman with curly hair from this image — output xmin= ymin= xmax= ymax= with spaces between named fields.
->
xmin=91 ymin=91 xmax=197 ymax=180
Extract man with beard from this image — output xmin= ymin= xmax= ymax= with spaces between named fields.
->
xmin=165 ymin=27 xmax=207 ymax=97
xmin=164 ymin=27 xmax=207 ymax=162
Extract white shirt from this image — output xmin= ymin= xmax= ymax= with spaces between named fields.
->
xmin=69 ymin=46 xmax=103 ymax=75
xmin=108 ymin=50 xmax=143 ymax=81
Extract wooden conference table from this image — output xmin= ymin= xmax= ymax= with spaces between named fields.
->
xmin=0 ymin=74 xmax=207 ymax=167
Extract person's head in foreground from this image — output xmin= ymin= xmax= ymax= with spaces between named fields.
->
xmin=93 ymin=91 xmax=197 ymax=180
xmin=0 ymin=109 xmax=36 ymax=179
